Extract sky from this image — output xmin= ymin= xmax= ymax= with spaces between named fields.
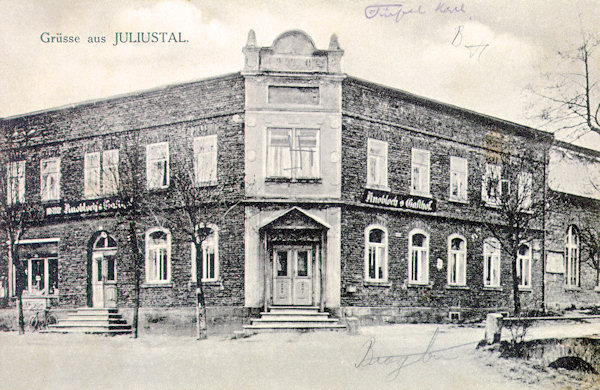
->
xmin=0 ymin=0 xmax=599 ymax=151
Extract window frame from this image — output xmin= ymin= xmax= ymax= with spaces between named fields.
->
xmin=40 ymin=157 xmax=61 ymax=202
xmin=84 ymin=150 xmax=119 ymax=198
xmin=408 ymin=229 xmax=429 ymax=285
xmin=145 ymin=227 xmax=172 ymax=284
xmin=146 ymin=142 xmax=170 ymax=190
xmin=191 ymin=225 xmax=219 ymax=283
xmin=517 ymin=171 xmax=533 ymax=210
xmin=482 ymin=163 xmax=503 ymax=206
xmin=517 ymin=243 xmax=532 ymax=288
xmin=366 ymin=138 xmax=388 ymax=189
xmin=6 ymin=160 xmax=26 ymax=204
xmin=447 ymin=234 xmax=467 ymax=286
xmin=564 ymin=226 xmax=580 ymax=287
xmin=411 ymin=148 xmax=431 ymax=196
xmin=449 ymin=156 xmax=468 ymax=202
xmin=266 ymin=127 xmax=320 ymax=180
xmin=193 ymin=135 xmax=218 ymax=186
xmin=483 ymin=238 xmax=501 ymax=288
xmin=364 ymin=225 xmax=388 ymax=283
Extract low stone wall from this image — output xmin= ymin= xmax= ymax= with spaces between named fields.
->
xmin=341 ymin=306 xmax=506 ymax=324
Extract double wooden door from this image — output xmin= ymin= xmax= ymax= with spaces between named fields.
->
xmin=272 ymin=246 xmax=314 ymax=306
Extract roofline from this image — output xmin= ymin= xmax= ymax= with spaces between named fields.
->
xmin=344 ymin=75 xmax=554 ymax=141
xmin=553 ymin=139 xmax=600 ymax=159
xmin=1 ymin=72 xmax=242 ymax=121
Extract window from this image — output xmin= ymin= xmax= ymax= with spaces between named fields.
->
xmin=483 ymin=238 xmax=501 ymax=287
xmin=517 ymin=171 xmax=533 ymax=210
xmin=145 ymin=228 xmax=171 ymax=283
xmin=367 ymin=139 xmax=388 ymax=188
xmin=14 ymin=241 xmax=59 ymax=297
xmin=6 ymin=161 xmax=25 ymax=204
xmin=408 ymin=229 xmax=429 ymax=284
xmin=194 ymin=135 xmax=217 ymax=185
xmin=482 ymin=163 xmax=508 ymax=206
xmin=411 ymin=148 xmax=430 ymax=196
xmin=40 ymin=158 xmax=60 ymax=201
xmin=84 ymin=150 xmax=119 ymax=197
xmin=191 ymin=226 xmax=219 ymax=282
xmin=365 ymin=225 xmax=388 ymax=282
xmin=266 ymin=128 xmax=319 ymax=179
xmin=565 ymin=226 xmax=579 ymax=287
xmin=447 ymin=234 xmax=466 ymax=286
xmin=146 ymin=142 xmax=169 ymax=189
xmin=517 ymin=243 xmax=532 ymax=288
xmin=449 ymin=156 xmax=467 ymax=201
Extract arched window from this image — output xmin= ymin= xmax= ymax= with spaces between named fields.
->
xmin=365 ymin=225 xmax=388 ymax=282
xmin=565 ymin=226 xmax=579 ymax=287
xmin=483 ymin=238 xmax=501 ymax=287
xmin=408 ymin=229 xmax=429 ymax=284
xmin=447 ymin=234 xmax=467 ymax=286
xmin=145 ymin=228 xmax=171 ymax=283
xmin=191 ymin=225 xmax=219 ymax=282
xmin=517 ymin=243 xmax=531 ymax=288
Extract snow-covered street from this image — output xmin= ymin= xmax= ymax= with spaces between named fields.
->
xmin=0 ymin=323 xmax=598 ymax=389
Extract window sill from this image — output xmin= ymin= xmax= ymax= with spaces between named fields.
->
xmin=594 ymin=286 xmax=600 ymax=292
xmin=448 ymin=197 xmax=468 ymax=204
xmin=407 ymin=282 xmax=432 ymax=289
xmin=41 ymin=198 xmax=61 ymax=203
xmin=482 ymin=286 xmax=503 ymax=291
xmin=410 ymin=192 xmax=432 ymax=198
xmin=364 ymin=281 xmax=392 ymax=287
xmin=147 ymin=186 xmax=170 ymax=192
xmin=518 ymin=286 xmax=532 ymax=292
xmin=365 ymin=184 xmax=390 ymax=192
xmin=194 ymin=181 xmax=219 ymax=188
xmin=564 ymin=286 xmax=582 ymax=291
xmin=142 ymin=282 xmax=174 ymax=288
xmin=188 ymin=280 xmax=223 ymax=288
xmin=22 ymin=293 xmax=59 ymax=299
xmin=265 ymin=178 xmax=322 ymax=184
xmin=445 ymin=285 xmax=469 ymax=290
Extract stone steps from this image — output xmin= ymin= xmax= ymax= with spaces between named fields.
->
xmin=244 ymin=306 xmax=346 ymax=333
xmin=42 ymin=307 xmax=132 ymax=335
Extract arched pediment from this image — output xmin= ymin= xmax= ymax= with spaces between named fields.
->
xmin=271 ymin=30 xmax=316 ymax=55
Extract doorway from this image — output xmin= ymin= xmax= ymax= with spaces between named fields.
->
xmin=91 ymin=232 xmax=117 ymax=308
xmin=272 ymin=246 xmax=313 ymax=306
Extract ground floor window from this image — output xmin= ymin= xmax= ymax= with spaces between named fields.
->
xmin=20 ymin=257 xmax=58 ymax=295
xmin=145 ymin=228 xmax=171 ymax=283
xmin=191 ymin=226 xmax=219 ymax=282
xmin=408 ymin=229 xmax=429 ymax=284
xmin=365 ymin=225 xmax=387 ymax=282
xmin=483 ymin=238 xmax=501 ymax=287
xmin=447 ymin=234 xmax=467 ymax=286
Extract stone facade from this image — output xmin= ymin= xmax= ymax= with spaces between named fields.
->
xmin=0 ymin=30 xmax=598 ymax=330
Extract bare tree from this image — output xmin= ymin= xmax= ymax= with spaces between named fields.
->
xmin=480 ymin=146 xmax=547 ymax=315
xmin=529 ymin=32 xmax=599 ymax=141
xmin=0 ymin=126 xmax=39 ymax=334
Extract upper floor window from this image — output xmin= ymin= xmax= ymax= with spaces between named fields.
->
xmin=145 ymin=228 xmax=171 ymax=284
xmin=483 ymin=238 xmax=501 ymax=287
xmin=408 ymin=229 xmax=429 ymax=284
xmin=191 ymin=226 xmax=219 ymax=282
xmin=194 ymin=135 xmax=218 ymax=185
xmin=482 ymin=163 xmax=508 ymax=206
xmin=517 ymin=243 xmax=532 ymax=288
xmin=565 ymin=226 xmax=579 ymax=287
xmin=449 ymin=156 xmax=467 ymax=201
xmin=411 ymin=148 xmax=430 ymax=196
xmin=266 ymin=128 xmax=319 ymax=180
xmin=146 ymin=142 xmax=169 ymax=189
xmin=447 ymin=234 xmax=466 ymax=286
xmin=40 ymin=158 xmax=60 ymax=201
xmin=365 ymin=225 xmax=388 ymax=282
xmin=6 ymin=161 xmax=25 ymax=204
xmin=367 ymin=139 xmax=388 ymax=188
xmin=84 ymin=150 xmax=119 ymax=198
xmin=517 ymin=171 xmax=533 ymax=210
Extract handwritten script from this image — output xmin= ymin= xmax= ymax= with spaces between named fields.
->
xmin=365 ymin=2 xmax=466 ymax=22
xmin=354 ymin=328 xmax=476 ymax=381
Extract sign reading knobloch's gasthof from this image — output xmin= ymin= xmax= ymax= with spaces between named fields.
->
xmin=45 ymin=198 xmax=128 ymax=218
xmin=362 ymin=189 xmax=437 ymax=212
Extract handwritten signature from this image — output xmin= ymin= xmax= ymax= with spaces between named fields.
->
xmin=452 ymin=25 xmax=490 ymax=60
xmin=355 ymin=327 xmax=476 ymax=381
xmin=365 ymin=2 xmax=466 ymax=22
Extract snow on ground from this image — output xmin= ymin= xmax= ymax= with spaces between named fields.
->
xmin=0 ymin=322 xmax=598 ymax=389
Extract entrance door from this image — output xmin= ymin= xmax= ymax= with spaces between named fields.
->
xmin=272 ymin=246 xmax=313 ymax=306
xmin=92 ymin=251 xmax=117 ymax=308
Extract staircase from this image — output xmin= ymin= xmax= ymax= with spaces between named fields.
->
xmin=42 ymin=307 xmax=132 ymax=335
xmin=243 ymin=306 xmax=346 ymax=332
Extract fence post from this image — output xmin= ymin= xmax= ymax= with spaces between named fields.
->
xmin=485 ymin=313 xmax=503 ymax=344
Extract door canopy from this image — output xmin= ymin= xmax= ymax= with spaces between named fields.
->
xmin=260 ymin=207 xmax=330 ymax=232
